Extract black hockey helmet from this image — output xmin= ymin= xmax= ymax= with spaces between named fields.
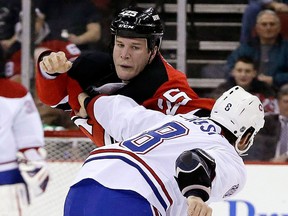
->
xmin=110 ymin=7 xmax=164 ymax=51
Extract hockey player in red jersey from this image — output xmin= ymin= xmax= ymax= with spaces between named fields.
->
xmin=37 ymin=6 xmax=215 ymax=146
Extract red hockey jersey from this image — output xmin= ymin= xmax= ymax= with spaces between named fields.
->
xmin=36 ymin=51 xmax=215 ymax=146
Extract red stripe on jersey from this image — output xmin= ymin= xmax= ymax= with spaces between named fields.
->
xmin=152 ymin=205 xmax=161 ymax=216
xmin=89 ymin=148 xmax=173 ymax=206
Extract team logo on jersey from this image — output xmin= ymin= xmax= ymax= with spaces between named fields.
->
xmin=223 ymin=184 xmax=239 ymax=198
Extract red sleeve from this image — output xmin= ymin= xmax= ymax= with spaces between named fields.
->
xmin=143 ymin=56 xmax=215 ymax=114
xmin=85 ymin=95 xmax=104 ymax=117
xmin=35 ymin=66 xmax=69 ymax=106
xmin=35 ymin=49 xmax=82 ymax=110
xmin=74 ymin=95 xmax=106 ymax=147
xmin=143 ymin=79 xmax=215 ymax=115
xmin=67 ymin=77 xmax=84 ymax=111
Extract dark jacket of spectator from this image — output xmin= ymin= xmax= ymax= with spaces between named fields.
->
xmin=225 ymin=36 xmax=288 ymax=89
xmin=244 ymin=114 xmax=280 ymax=161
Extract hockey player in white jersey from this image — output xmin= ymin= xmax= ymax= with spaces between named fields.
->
xmin=64 ymin=86 xmax=264 ymax=216
xmin=0 ymin=46 xmax=49 ymax=216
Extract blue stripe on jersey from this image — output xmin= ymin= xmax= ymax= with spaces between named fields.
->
xmin=0 ymin=168 xmax=25 ymax=185
xmin=84 ymin=155 xmax=169 ymax=211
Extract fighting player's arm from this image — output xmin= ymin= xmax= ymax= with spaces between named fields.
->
xmin=175 ymin=148 xmax=216 ymax=216
xmin=77 ymin=93 xmax=169 ymax=141
xmin=39 ymin=51 xmax=72 ymax=75
xmin=36 ymin=51 xmax=73 ymax=107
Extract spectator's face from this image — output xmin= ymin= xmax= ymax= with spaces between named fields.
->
xmin=256 ymin=13 xmax=281 ymax=42
xmin=113 ymin=36 xmax=155 ymax=82
xmin=278 ymin=95 xmax=288 ymax=117
xmin=232 ymin=61 xmax=256 ymax=88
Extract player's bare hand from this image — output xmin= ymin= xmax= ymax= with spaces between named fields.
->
xmin=75 ymin=92 xmax=90 ymax=118
xmin=187 ymin=196 xmax=212 ymax=216
xmin=39 ymin=51 xmax=72 ymax=75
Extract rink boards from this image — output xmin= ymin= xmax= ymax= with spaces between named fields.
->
xmin=29 ymin=162 xmax=288 ymax=216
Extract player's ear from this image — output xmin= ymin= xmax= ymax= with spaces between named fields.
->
xmin=148 ymin=46 xmax=158 ymax=64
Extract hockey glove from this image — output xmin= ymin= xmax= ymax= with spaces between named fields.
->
xmin=17 ymin=147 xmax=49 ymax=200
xmin=175 ymin=148 xmax=216 ymax=202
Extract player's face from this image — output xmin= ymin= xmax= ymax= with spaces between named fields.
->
xmin=113 ymin=36 xmax=154 ymax=82
xmin=232 ymin=61 xmax=256 ymax=88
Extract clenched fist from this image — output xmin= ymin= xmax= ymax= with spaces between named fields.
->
xmin=39 ymin=51 xmax=72 ymax=75
xmin=187 ymin=196 xmax=212 ymax=216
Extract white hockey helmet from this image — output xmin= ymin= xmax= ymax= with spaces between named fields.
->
xmin=210 ymin=86 xmax=265 ymax=155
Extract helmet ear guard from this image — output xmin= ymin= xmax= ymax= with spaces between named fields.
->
xmin=235 ymin=127 xmax=255 ymax=155
xmin=210 ymin=86 xmax=265 ymax=155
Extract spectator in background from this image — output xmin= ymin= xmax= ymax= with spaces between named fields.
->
xmin=37 ymin=0 xmax=102 ymax=52
xmin=211 ymin=56 xmax=277 ymax=114
xmin=225 ymin=10 xmax=288 ymax=91
xmin=5 ymin=8 xmax=81 ymax=82
xmin=0 ymin=45 xmax=49 ymax=216
xmin=4 ymin=8 xmax=80 ymax=130
xmin=0 ymin=0 xmax=21 ymax=51
xmin=244 ymin=84 xmax=288 ymax=162
xmin=240 ymin=0 xmax=288 ymax=43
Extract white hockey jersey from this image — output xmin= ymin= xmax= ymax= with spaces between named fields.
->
xmin=0 ymin=79 xmax=44 ymax=172
xmin=73 ymin=95 xmax=247 ymax=216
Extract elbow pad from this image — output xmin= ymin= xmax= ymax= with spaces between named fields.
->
xmin=175 ymin=148 xmax=216 ymax=201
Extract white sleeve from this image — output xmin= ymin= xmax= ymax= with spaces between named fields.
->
xmin=207 ymin=147 xmax=247 ymax=202
xmin=14 ymin=92 xmax=45 ymax=149
xmin=93 ymin=95 xmax=168 ymax=141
